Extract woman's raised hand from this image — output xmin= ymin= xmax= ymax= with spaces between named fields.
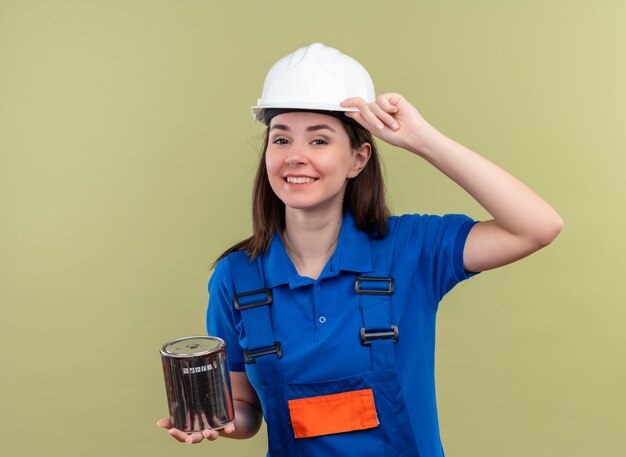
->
xmin=157 ymin=416 xmax=235 ymax=444
xmin=340 ymin=93 xmax=432 ymax=154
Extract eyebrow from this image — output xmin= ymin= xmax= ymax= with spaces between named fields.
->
xmin=269 ymin=124 xmax=336 ymax=133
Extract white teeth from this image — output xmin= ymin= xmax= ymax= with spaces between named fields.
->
xmin=286 ymin=176 xmax=316 ymax=184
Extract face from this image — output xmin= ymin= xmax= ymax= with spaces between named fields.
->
xmin=265 ymin=112 xmax=371 ymax=214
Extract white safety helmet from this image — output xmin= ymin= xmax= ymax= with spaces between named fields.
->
xmin=251 ymin=43 xmax=376 ymax=124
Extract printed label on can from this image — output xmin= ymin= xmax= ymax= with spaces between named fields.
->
xmin=182 ymin=361 xmax=217 ymax=374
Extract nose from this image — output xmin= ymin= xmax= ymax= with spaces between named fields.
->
xmin=285 ymin=143 xmax=308 ymax=166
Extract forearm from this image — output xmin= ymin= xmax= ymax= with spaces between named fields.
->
xmin=340 ymin=92 xmax=563 ymax=271
xmin=219 ymin=399 xmax=263 ymax=439
xmin=407 ymin=124 xmax=563 ymax=245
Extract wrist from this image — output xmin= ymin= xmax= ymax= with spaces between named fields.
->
xmin=404 ymin=123 xmax=445 ymax=158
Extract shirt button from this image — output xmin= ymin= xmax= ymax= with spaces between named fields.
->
xmin=316 ymin=285 xmax=322 ymax=292
xmin=318 ymin=315 xmax=327 ymax=324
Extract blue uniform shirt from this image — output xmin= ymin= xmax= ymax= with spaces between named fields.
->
xmin=207 ymin=211 xmax=478 ymax=456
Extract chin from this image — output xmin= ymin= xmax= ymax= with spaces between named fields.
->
xmin=282 ymin=200 xmax=320 ymax=211
xmin=282 ymin=198 xmax=343 ymax=214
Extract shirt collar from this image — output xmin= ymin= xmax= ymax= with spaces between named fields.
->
xmin=262 ymin=210 xmax=373 ymax=289
xmin=334 ymin=209 xmax=373 ymax=274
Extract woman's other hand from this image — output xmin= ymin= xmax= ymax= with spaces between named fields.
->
xmin=157 ymin=416 xmax=235 ymax=444
xmin=340 ymin=93 xmax=432 ymax=153
xmin=156 ymin=372 xmax=262 ymax=443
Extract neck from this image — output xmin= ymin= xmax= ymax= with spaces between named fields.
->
xmin=282 ymin=205 xmax=344 ymax=279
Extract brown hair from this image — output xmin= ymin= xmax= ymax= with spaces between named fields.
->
xmin=214 ymin=118 xmax=390 ymax=266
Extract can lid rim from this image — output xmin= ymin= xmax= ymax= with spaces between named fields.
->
xmin=160 ymin=336 xmax=226 ymax=357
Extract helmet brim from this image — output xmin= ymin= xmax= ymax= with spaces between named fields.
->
xmin=251 ymin=103 xmax=359 ymax=122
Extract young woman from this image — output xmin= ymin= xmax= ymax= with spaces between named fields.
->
xmin=158 ymin=43 xmax=563 ymax=456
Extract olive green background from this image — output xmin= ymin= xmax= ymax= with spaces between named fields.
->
xmin=1 ymin=1 xmax=624 ymax=456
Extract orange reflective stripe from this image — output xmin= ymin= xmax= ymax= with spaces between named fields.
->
xmin=287 ymin=388 xmax=379 ymax=439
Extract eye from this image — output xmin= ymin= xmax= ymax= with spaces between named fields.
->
xmin=311 ymin=139 xmax=328 ymax=145
xmin=271 ymin=138 xmax=290 ymax=145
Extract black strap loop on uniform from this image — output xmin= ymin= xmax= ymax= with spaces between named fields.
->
xmin=360 ymin=325 xmax=399 ymax=346
xmin=244 ymin=342 xmax=282 ymax=364
xmin=355 ymin=277 xmax=394 ymax=295
xmin=234 ymin=288 xmax=273 ymax=310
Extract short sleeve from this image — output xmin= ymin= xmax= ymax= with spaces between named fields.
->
xmin=393 ymin=213 xmax=479 ymax=309
xmin=206 ymin=259 xmax=246 ymax=372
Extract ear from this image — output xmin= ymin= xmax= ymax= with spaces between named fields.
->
xmin=347 ymin=142 xmax=372 ymax=178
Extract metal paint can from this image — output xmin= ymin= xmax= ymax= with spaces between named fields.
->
xmin=160 ymin=336 xmax=234 ymax=433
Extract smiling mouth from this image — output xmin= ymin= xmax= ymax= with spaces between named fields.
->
xmin=286 ymin=176 xmax=317 ymax=184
